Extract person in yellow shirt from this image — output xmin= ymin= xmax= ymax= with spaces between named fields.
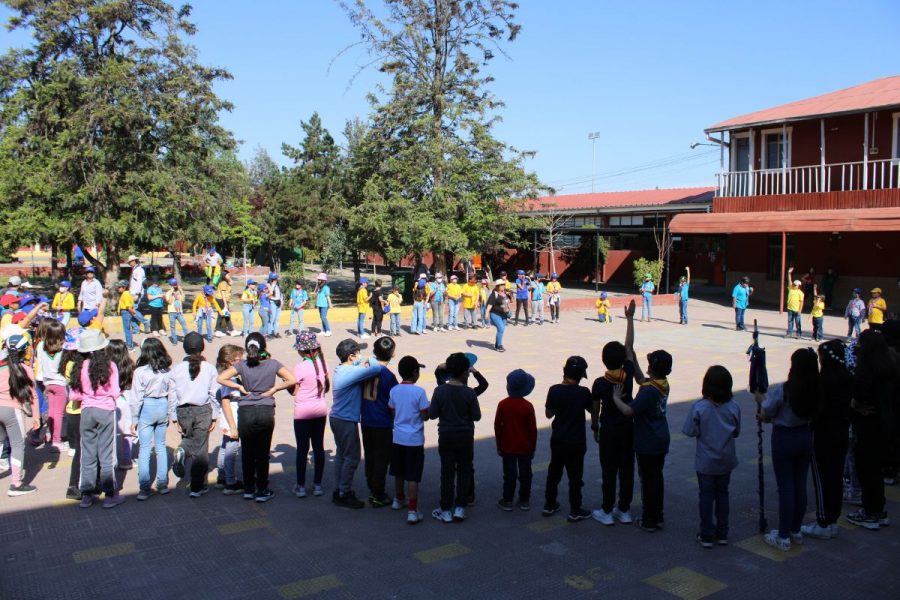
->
xmin=356 ymin=280 xmax=372 ymax=339
xmin=215 ymin=271 xmax=236 ymax=336
xmin=387 ymin=286 xmax=403 ymax=336
xmin=785 ymin=267 xmax=804 ymax=338
xmin=446 ymin=275 xmax=463 ymax=330
xmin=546 ymin=273 xmax=562 ymax=323
xmin=115 ymin=281 xmax=139 ymax=351
xmin=52 ymin=280 xmax=76 ymax=326
xmin=461 ymin=276 xmax=480 ymax=329
xmin=810 ymin=287 xmax=825 ymax=341
xmin=868 ymin=287 xmax=887 ymax=330
xmin=193 ymin=284 xmax=223 ymax=342
xmin=478 ymin=279 xmax=490 ymax=327
xmin=164 ymin=278 xmax=188 ymax=345
xmin=596 ymin=291 xmax=612 ymax=324
xmin=240 ymin=279 xmax=258 ymax=336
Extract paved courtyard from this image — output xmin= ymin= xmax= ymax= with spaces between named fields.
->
xmin=1 ymin=299 xmax=897 ymax=600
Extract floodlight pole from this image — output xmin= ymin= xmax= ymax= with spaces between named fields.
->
xmin=588 ymin=132 xmax=600 ymax=193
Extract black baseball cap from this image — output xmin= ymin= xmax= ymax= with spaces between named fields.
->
xmin=398 ymin=356 xmax=426 ymax=380
xmin=647 ymin=350 xmax=673 ymax=377
xmin=336 ymin=339 xmax=368 ymax=362
xmin=564 ymin=355 xmax=588 ymax=380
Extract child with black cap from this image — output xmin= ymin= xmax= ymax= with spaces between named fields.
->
xmin=610 ymin=300 xmax=673 ymax=532
xmin=428 ymin=352 xmax=483 ymax=523
xmin=388 ymin=355 xmax=430 ymax=524
xmin=495 ymin=369 xmax=537 ymax=511
xmin=543 ymin=355 xmax=593 ymax=522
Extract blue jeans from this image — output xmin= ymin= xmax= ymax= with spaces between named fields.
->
xmin=241 ymin=304 xmax=255 ymax=335
xmin=812 ymin=316 xmax=823 ymax=340
xmin=259 ymin=307 xmax=271 ymax=336
xmin=678 ymin=298 xmax=688 ymax=324
xmin=490 ymin=312 xmax=507 ymax=348
xmin=734 ymin=307 xmax=746 ymax=330
xmin=168 ymin=312 xmax=188 ymax=343
xmin=357 ymin=312 xmax=367 ymax=336
xmin=197 ymin=311 xmax=214 ymax=341
xmin=847 ymin=316 xmax=861 ymax=338
xmin=787 ymin=310 xmax=801 ymax=336
xmin=412 ymin=301 xmax=426 ymax=333
xmin=217 ymin=436 xmax=241 ymax=485
xmin=319 ymin=307 xmax=331 ymax=333
xmin=697 ymin=472 xmax=731 ymax=540
xmin=641 ymin=292 xmax=653 ymax=320
xmin=130 ymin=291 xmax=145 ymax=333
xmin=448 ymin=299 xmax=460 ymax=327
xmin=288 ymin=309 xmax=305 ymax=332
xmin=480 ymin=304 xmax=487 ymax=326
xmin=463 ymin=307 xmax=476 ymax=327
xmin=137 ymin=397 xmax=169 ymax=491
xmin=771 ymin=425 xmax=813 ymax=539
xmin=390 ymin=313 xmax=400 ymax=335
xmin=121 ymin=311 xmax=134 ymax=349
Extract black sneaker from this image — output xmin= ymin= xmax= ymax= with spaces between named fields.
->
xmin=542 ymin=501 xmax=561 ymax=517
xmin=369 ymin=494 xmax=391 ymax=508
xmin=242 ymin=489 xmax=256 ymax=500
xmin=335 ymin=491 xmax=365 ymax=509
xmin=696 ymin=533 xmax=714 ymax=548
xmin=7 ymin=483 xmax=37 ymax=497
xmin=172 ymin=447 xmax=186 ymax=478
xmin=636 ymin=518 xmax=658 ymax=532
xmin=567 ymin=507 xmax=591 ymax=522
xmin=255 ymin=489 xmax=275 ymax=503
xmin=846 ymin=509 xmax=880 ymax=530
xmin=497 ymin=498 xmax=514 ymax=512
xmin=65 ymin=486 xmax=82 ymax=500
xmin=519 ymin=500 xmax=531 ymax=511
xmin=223 ymin=482 xmax=243 ymax=496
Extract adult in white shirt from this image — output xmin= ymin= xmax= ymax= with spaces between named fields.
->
xmin=77 ymin=266 xmax=104 ymax=312
xmin=127 ymin=255 xmax=149 ymax=334
xmin=204 ymin=247 xmax=223 ymax=286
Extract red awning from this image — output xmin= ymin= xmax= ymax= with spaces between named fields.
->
xmin=669 ymin=207 xmax=900 ymax=234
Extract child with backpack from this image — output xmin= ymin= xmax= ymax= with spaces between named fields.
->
xmin=495 ymin=369 xmax=537 ymax=511
xmin=682 ymin=365 xmax=740 ymax=547
xmin=389 ymin=356 xmax=430 ymax=524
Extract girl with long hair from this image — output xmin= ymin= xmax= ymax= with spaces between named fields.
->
xmin=314 ymin=273 xmax=332 ymax=337
xmin=0 ymin=333 xmax=41 ymax=496
xmin=215 ymin=344 xmax=245 ymax=494
xmin=217 ymin=333 xmax=295 ymax=502
xmin=756 ymin=348 xmax=821 ymax=550
xmin=35 ymin=318 xmax=68 ymax=452
xmin=69 ymin=329 xmax=124 ymax=508
xmin=291 ymin=331 xmax=331 ymax=498
xmin=131 ymin=337 xmax=175 ymax=500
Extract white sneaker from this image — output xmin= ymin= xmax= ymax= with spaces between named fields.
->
xmin=452 ymin=506 xmax=466 ymax=521
xmin=800 ymin=522 xmax=834 ymax=540
xmin=830 ymin=523 xmax=840 ymax=538
xmin=360 ymin=334 xmax=371 ymax=339
xmin=214 ymin=331 xmax=225 ymax=338
xmin=790 ymin=531 xmax=804 ymax=545
xmin=421 ymin=329 xmax=429 ymax=334
xmin=67 ymin=447 xmax=76 ymax=457
xmin=613 ymin=507 xmax=633 ymax=523
xmin=592 ymin=509 xmax=615 ymax=526
xmin=407 ymin=510 xmax=423 ymax=524
xmin=392 ymin=497 xmax=408 ymax=510
xmin=764 ymin=529 xmax=791 ymax=552
xmin=432 ymin=508 xmax=453 ymax=523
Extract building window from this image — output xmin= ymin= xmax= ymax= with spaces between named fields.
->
xmin=761 ymin=129 xmax=791 ymax=170
xmin=893 ymin=112 xmax=900 ymax=160
xmin=731 ymin=134 xmax=750 ymax=172
xmin=766 ymin=234 xmax=794 ymax=281
xmin=610 ymin=215 xmax=645 ymax=227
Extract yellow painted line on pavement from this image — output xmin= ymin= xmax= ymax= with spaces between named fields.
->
xmin=53 ymin=498 xmax=80 ymax=507
xmin=670 ymin=433 xmax=687 ymax=442
xmin=278 ymin=574 xmax=342 ymax=599
xmin=746 ymin=455 xmax=772 ymax=466
xmin=526 ymin=515 xmax=568 ymax=533
xmin=72 ymin=542 xmax=135 ymax=564
xmin=217 ymin=518 xmax=271 ymax=535
xmin=564 ymin=575 xmax=594 ymax=591
xmin=532 ymin=460 xmax=550 ymax=472
xmin=414 ymin=542 xmax=471 ymax=564
xmin=734 ymin=534 xmax=806 ymax=562
xmin=644 ymin=566 xmax=726 ymax=600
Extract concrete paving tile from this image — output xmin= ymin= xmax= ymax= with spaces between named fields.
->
xmin=277 ymin=574 xmax=342 ymax=598
xmin=644 ymin=566 xmax=727 ymax=600
xmin=72 ymin=541 xmax=135 ymax=563
xmin=414 ymin=542 xmax=472 ymax=564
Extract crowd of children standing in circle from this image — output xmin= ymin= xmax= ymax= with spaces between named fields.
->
xmin=0 ymin=253 xmax=897 ymax=552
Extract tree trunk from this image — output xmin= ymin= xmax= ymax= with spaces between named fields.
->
xmin=352 ymin=249 xmax=360 ymax=282
xmin=50 ymin=242 xmax=58 ymax=282
xmin=443 ymin=251 xmax=455 ymax=276
xmin=65 ymin=243 xmax=73 ymax=280
xmin=169 ymin=245 xmax=182 ymax=281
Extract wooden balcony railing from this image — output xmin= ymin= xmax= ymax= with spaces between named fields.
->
xmin=717 ymin=158 xmax=900 ymax=197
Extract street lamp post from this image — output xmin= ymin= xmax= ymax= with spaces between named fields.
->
xmin=588 ymin=131 xmax=600 ymax=193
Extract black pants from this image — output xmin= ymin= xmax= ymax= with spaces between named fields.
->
xmin=66 ymin=412 xmax=82 ymax=488
xmin=361 ymin=426 xmax=392 ymax=498
xmin=636 ymin=453 xmax=666 ymax=526
xmin=216 ymin=313 xmax=233 ymax=333
xmin=176 ymin=405 xmax=212 ymax=493
xmin=238 ymin=405 xmax=275 ymax=493
xmin=371 ymin=310 xmax=384 ymax=335
xmin=598 ymin=423 xmax=634 ymax=513
xmin=811 ymin=425 xmax=849 ymax=526
xmin=853 ymin=415 xmax=886 ymax=515
xmin=293 ymin=417 xmax=326 ymax=486
xmin=545 ymin=440 xmax=585 ymax=510
xmin=549 ymin=301 xmax=559 ymax=321
xmin=438 ymin=432 xmax=474 ymax=511
xmin=502 ymin=453 xmax=532 ymax=502
xmin=514 ymin=298 xmax=530 ymax=324
xmin=148 ymin=306 xmax=164 ymax=332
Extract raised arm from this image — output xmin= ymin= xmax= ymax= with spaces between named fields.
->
xmin=685 ymin=266 xmax=690 ymax=285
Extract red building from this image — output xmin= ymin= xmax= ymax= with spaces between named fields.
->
xmin=671 ymin=75 xmax=900 ymax=308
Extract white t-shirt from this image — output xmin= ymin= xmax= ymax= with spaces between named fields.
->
xmin=129 ymin=264 xmax=146 ymax=297
xmin=204 ymin=252 xmax=223 ymax=268
xmin=389 ymin=383 xmax=429 ymax=446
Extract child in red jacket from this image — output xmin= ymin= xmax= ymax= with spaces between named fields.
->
xmin=494 ymin=369 xmax=537 ymax=511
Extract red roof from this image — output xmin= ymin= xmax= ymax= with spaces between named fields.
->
xmin=526 ymin=187 xmax=714 ymax=212
xmin=707 ymin=75 xmax=900 ymax=132
xmin=670 ymin=207 xmax=900 ymax=234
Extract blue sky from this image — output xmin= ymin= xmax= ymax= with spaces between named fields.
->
xmin=2 ymin=0 xmax=899 ymax=195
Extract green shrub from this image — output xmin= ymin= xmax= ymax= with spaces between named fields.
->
xmin=633 ymin=257 xmax=663 ymax=291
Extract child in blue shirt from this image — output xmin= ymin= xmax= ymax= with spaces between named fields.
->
xmin=287 ymin=282 xmax=308 ymax=335
xmin=531 ymin=276 xmax=546 ymax=325
xmin=676 ymin=267 xmax=690 ymax=325
xmin=257 ymin=284 xmax=271 ymax=339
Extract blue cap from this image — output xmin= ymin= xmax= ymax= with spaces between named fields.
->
xmin=203 ymin=285 xmax=215 ymax=295
xmin=516 ymin=269 xmax=525 ymax=275
xmin=77 ymin=309 xmax=98 ymax=327
xmin=268 ymin=272 xmax=279 ymax=281
xmin=360 ymin=277 xmax=368 ymax=284
xmin=551 ymin=273 xmax=558 ymax=279
xmin=464 ymin=352 xmax=478 ymax=368
xmin=168 ymin=278 xmax=178 ymax=286
xmin=85 ymin=266 xmax=96 ymax=273
xmin=258 ymin=283 xmax=268 ymax=291
xmin=17 ymin=294 xmax=35 ymax=307
xmin=60 ymin=280 xmax=72 ymax=288
xmin=600 ymin=292 xmax=608 ymax=299
xmin=247 ymin=279 xmax=257 ymax=286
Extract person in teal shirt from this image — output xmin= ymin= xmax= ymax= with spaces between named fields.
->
xmin=731 ymin=277 xmax=753 ymax=331
xmin=676 ymin=267 xmax=690 ymax=325
xmin=314 ymin=273 xmax=332 ymax=337
xmin=531 ymin=275 xmax=546 ymax=325
xmin=146 ymin=280 xmax=165 ymax=335
xmin=287 ymin=282 xmax=309 ymax=335
xmin=640 ymin=274 xmax=655 ymax=322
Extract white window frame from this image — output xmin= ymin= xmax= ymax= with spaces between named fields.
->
xmin=730 ymin=132 xmax=751 ymax=172
xmin=892 ymin=112 xmax=900 ymax=160
xmin=760 ymin=126 xmax=793 ymax=170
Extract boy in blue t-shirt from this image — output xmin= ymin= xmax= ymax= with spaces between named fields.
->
xmin=361 ymin=336 xmax=399 ymax=507
xmin=531 ymin=275 xmax=546 ymax=325
xmin=287 ymin=282 xmax=308 ymax=335
xmin=676 ymin=267 xmax=690 ymax=325
xmin=389 ymin=355 xmax=430 ymax=524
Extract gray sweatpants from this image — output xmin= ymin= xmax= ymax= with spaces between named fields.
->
xmin=80 ymin=407 xmax=118 ymax=496
xmin=431 ymin=301 xmax=445 ymax=328
xmin=330 ymin=417 xmax=361 ymax=494
xmin=0 ymin=406 xmax=26 ymax=488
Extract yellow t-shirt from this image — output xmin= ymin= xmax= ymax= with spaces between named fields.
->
xmin=786 ymin=289 xmax=804 ymax=312
xmin=596 ymin=298 xmax=610 ymax=315
xmin=811 ymin=300 xmax=825 ymax=318
xmin=192 ymin=294 xmax=221 ymax=315
xmin=356 ymin=288 xmax=370 ymax=314
xmin=241 ymin=288 xmax=257 ymax=305
xmin=869 ymin=298 xmax=887 ymax=324
xmin=0 ymin=313 xmax=11 ymax=329
xmin=117 ymin=290 xmax=134 ymax=313
xmin=165 ymin=289 xmax=184 ymax=313
xmin=52 ymin=292 xmax=75 ymax=311
xmin=546 ymin=281 xmax=562 ymax=295
xmin=461 ymin=284 xmax=479 ymax=309
xmin=217 ymin=280 xmax=232 ymax=305
xmin=388 ymin=292 xmax=402 ymax=314
xmin=446 ymin=282 xmax=462 ymax=300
